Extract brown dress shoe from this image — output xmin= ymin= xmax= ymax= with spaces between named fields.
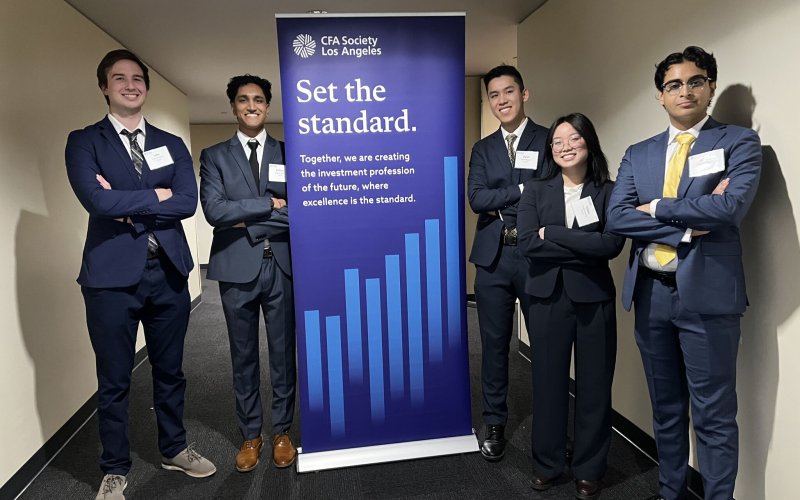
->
xmin=236 ymin=436 xmax=263 ymax=472
xmin=272 ymin=433 xmax=297 ymax=468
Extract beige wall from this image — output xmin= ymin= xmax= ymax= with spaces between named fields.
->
xmin=0 ymin=0 xmax=201 ymax=488
xmin=518 ymin=1 xmax=800 ymax=498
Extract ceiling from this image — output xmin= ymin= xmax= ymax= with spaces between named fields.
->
xmin=66 ymin=0 xmax=546 ymax=123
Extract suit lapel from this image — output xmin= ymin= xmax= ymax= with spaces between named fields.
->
xmin=647 ymin=130 xmax=669 ymax=198
xmin=261 ymin=135 xmax=281 ymax=194
xmin=488 ymin=128 xmax=514 ymax=185
xmin=546 ymin=175 xmax=566 ymax=227
xmin=678 ymin=118 xmax=726 ymax=197
xmin=514 ymin=118 xmax=540 ymax=184
xmin=99 ymin=117 xmax=140 ymax=185
xmin=227 ymin=135 xmax=259 ymax=195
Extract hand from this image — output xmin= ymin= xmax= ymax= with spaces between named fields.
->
xmin=232 ymin=222 xmax=246 ymax=228
xmin=712 ymin=177 xmax=730 ymax=195
xmin=96 ymin=174 xmax=112 ymax=190
xmin=538 ymin=227 xmax=545 ymax=239
xmin=272 ymin=197 xmax=287 ymax=209
xmin=691 ymin=229 xmax=710 ymax=237
xmin=155 ymin=188 xmax=173 ymax=202
xmin=636 ymin=203 xmax=650 ymax=213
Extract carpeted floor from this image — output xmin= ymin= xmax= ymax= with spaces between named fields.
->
xmin=20 ymin=272 xmax=663 ymax=499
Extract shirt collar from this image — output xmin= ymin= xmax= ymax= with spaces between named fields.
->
xmin=237 ymin=129 xmax=268 ymax=151
xmin=668 ymin=115 xmax=709 ymax=144
xmin=107 ymin=113 xmax=146 ymax=137
xmin=501 ymin=118 xmax=528 ymax=141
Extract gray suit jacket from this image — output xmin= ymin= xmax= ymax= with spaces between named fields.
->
xmin=200 ymin=133 xmax=291 ymax=283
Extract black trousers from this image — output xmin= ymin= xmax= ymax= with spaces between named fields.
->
xmin=528 ymin=276 xmax=616 ymax=480
xmin=474 ymin=244 xmax=531 ymax=425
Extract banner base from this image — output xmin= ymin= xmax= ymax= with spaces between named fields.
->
xmin=297 ymin=432 xmax=479 ymax=472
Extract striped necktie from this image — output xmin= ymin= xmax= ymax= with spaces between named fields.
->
xmin=121 ymin=129 xmax=159 ymax=256
xmin=506 ymin=133 xmax=517 ymax=167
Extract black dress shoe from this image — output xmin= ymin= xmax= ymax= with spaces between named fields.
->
xmin=575 ymin=479 xmax=601 ymax=500
xmin=480 ymin=424 xmax=506 ymax=462
xmin=531 ymin=473 xmax=555 ymax=491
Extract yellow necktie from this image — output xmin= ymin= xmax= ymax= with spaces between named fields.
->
xmin=653 ymin=132 xmax=696 ymax=266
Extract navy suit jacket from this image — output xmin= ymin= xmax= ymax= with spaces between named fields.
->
xmin=468 ymin=118 xmax=549 ymax=267
xmin=200 ymin=133 xmax=291 ymax=284
xmin=518 ymin=176 xmax=624 ymax=302
xmin=606 ymin=118 xmax=761 ymax=314
xmin=65 ymin=117 xmax=197 ymax=288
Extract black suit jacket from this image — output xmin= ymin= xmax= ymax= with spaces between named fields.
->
xmin=468 ymin=118 xmax=549 ymax=267
xmin=200 ymin=133 xmax=291 ymax=283
xmin=517 ymin=175 xmax=624 ymax=302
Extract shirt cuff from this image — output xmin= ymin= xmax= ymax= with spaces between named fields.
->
xmin=519 ymin=183 xmax=524 ymax=193
xmin=681 ymin=228 xmax=693 ymax=243
xmin=649 ymin=199 xmax=660 ymax=218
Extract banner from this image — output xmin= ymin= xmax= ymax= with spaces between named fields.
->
xmin=276 ymin=13 xmax=475 ymax=471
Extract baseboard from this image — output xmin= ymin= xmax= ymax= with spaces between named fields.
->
xmin=3 ymin=293 xmax=203 ymax=500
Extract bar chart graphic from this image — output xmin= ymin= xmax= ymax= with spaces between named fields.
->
xmin=298 ymin=156 xmax=472 ymax=454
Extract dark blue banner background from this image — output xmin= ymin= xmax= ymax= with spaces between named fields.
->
xmin=277 ymin=14 xmax=470 ymax=454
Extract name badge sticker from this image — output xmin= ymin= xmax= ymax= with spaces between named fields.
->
xmin=572 ymin=196 xmax=599 ymax=227
xmin=269 ymin=163 xmax=286 ymax=183
xmin=143 ymin=146 xmax=174 ymax=170
xmin=689 ymin=148 xmax=725 ymax=177
xmin=514 ymin=150 xmax=539 ymax=170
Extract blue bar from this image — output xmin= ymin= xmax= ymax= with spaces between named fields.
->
xmin=325 ymin=316 xmax=345 ymax=437
xmin=425 ymin=219 xmax=443 ymax=363
xmin=405 ymin=234 xmax=424 ymax=406
xmin=304 ymin=310 xmax=324 ymax=412
xmin=365 ymin=278 xmax=385 ymax=423
xmin=444 ymin=156 xmax=462 ymax=350
xmin=385 ymin=255 xmax=404 ymax=399
xmin=344 ymin=268 xmax=363 ymax=384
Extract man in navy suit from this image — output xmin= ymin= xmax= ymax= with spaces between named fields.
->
xmin=467 ymin=65 xmax=548 ymax=461
xmin=607 ymin=46 xmax=761 ymax=500
xmin=199 ymin=75 xmax=296 ymax=472
xmin=66 ymin=49 xmax=215 ymax=500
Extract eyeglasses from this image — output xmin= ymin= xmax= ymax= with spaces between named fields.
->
xmin=661 ymin=76 xmax=713 ymax=95
xmin=551 ymin=134 xmax=583 ymax=153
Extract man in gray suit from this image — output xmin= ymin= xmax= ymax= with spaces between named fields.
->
xmin=200 ymin=74 xmax=296 ymax=472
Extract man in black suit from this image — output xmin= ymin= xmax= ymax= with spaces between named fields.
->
xmin=467 ymin=65 xmax=548 ymax=461
xmin=199 ymin=75 xmax=296 ymax=472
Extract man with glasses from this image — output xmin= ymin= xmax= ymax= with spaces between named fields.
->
xmin=607 ymin=46 xmax=761 ymax=500
xmin=467 ymin=65 xmax=548 ymax=461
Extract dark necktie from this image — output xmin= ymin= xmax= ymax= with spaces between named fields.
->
xmin=121 ymin=129 xmax=159 ymax=256
xmin=248 ymin=139 xmax=260 ymax=185
xmin=506 ymin=133 xmax=517 ymax=167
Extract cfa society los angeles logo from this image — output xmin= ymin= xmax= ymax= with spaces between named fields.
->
xmin=293 ymin=34 xmax=316 ymax=58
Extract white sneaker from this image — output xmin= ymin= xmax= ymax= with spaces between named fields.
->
xmin=161 ymin=443 xmax=217 ymax=478
xmin=96 ymin=474 xmax=126 ymax=500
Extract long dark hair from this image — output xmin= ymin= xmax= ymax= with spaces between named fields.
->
xmin=541 ymin=112 xmax=610 ymax=185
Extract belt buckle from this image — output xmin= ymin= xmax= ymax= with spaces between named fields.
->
xmin=503 ymin=226 xmax=517 ymax=246
xmin=263 ymin=247 xmax=273 ymax=258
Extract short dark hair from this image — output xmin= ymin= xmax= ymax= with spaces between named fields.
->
xmin=483 ymin=64 xmax=524 ymax=92
xmin=541 ymin=113 xmax=610 ymax=185
xmin=97 ymin=49 xmax=150 ymax=104
xmin=654 ymin=46 xmax=717 ymax=91
xmin=226 ymin=74 xmax=272 ymax=103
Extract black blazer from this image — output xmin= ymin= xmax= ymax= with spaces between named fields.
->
xmin=517 ymin=175 xmax=624 ymax=302
xmin=467 ymin=118 xmax=549 ymax=267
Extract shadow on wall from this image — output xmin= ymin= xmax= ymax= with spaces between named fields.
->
xmin=15 ymin=135 xmax=98 ymax=488
xmin=714 ymin=84 xmax=796 ymax=500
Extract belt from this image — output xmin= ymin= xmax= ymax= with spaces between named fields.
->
xmin=639 ymin=266 xmax=676 ymax=288
xmin=263 ymin=247 xmax=273 ymax=259
xmin=502 ymin=226 xmax=517 ymax=246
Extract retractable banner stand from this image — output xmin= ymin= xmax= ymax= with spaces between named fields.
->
xmin=276 ymin=13 xmax=475 ymax=472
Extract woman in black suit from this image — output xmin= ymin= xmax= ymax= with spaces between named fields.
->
xmin=517 ymin=113 xmax=624 ymax=500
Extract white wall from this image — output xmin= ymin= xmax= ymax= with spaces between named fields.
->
xmin=0 ymin=0 xmax=201 ymax=488
xmin=518 ymin=1 xmax=800 ymax=498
